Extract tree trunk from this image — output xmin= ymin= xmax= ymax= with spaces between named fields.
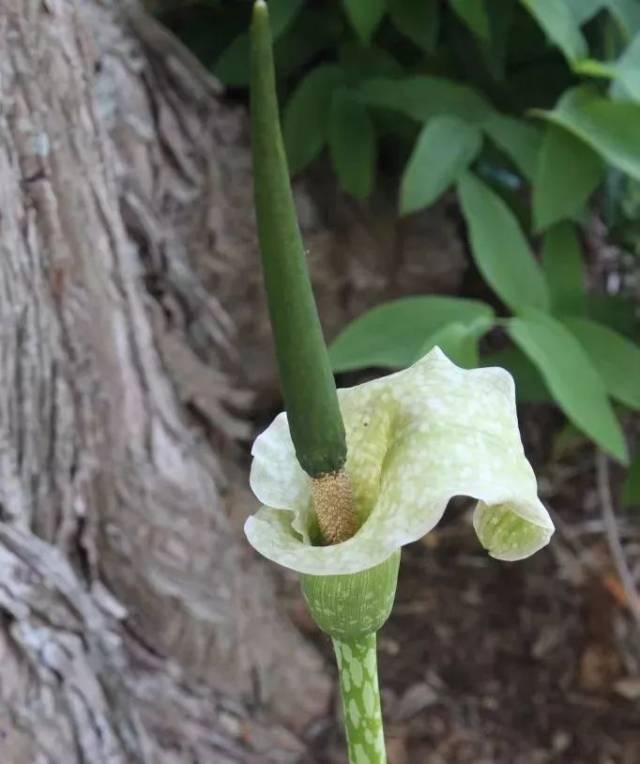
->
xmin=0 ymin=2 xmax=331 ymax=761
xmin=0 ymin=2 xmax=465 ymax=762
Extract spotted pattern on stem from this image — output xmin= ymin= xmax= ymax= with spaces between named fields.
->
xmin=333 ymin=634 xmax=386 ymax=764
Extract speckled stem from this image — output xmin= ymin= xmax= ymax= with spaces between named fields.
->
xmin=333 ymin=634 xmax=387 ymax=764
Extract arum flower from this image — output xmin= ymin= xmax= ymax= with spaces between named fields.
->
xmin=245 ymin=347 xmax=554 ymax=576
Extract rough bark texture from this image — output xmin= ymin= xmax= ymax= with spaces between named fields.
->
xmin=0 ymin=1 xmax=465 ymax=762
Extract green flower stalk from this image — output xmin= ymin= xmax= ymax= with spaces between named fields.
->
xmin=247 ymin=3 xmax=554 ymax=763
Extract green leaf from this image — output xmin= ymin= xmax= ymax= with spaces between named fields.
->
xmin=564 ymin=317 xmax=640 ymax=409
xmin=448 ymin=0 xmax=490 ymax=40
xmin=343 ymin=0 xmax=386 ymax=44
xmin=339 ymin=44 xmax=403 ymax=85
xmin=329 ymin=296 xmax=494 ymax=371
xmin=400 ymin=116 xmax=482 ymax=215
xmin=482 ymin=113 xmax=542 ymax=180
xmin=274 ymin=9 xmax=343 ymax=80
xmin=329 ymin=89 xmax=376 ymax=199
xmin=533 ymin=125 xmax=604 ymax=230
xmin=542 ymin=223 xmax=587 ymax=316
xmin=611 ymin=34 xmax=640 ymax=101
xmin=457 ymin=172 xmax=550 ymax=313
xmin=567 ymin=0 xmax=606 ymax=25
xmin=507 ymin=310 xmax=628 ymax=463
xmin=216 ymin=0 xmax=303 ymax=86
xmin=360 ymin=76 xmax=492 ymax=123
xmin=589 ymin=294 xmax=638 ymax=336
xmin=482 ymin=347 xmax=552 ymax=403
xmin=418 ymin=316 xmax=494 ymax=368
xmin=520 ymin=0 xmax=588 ymax=61
xmin=388 ymin=0 xmax=440 ymax=53
xmin=283 ymin=65 xmax=343 ymax=174
xmin=607 ymin=0 xmax=640 ymax=39
xmin=622 ymin=452 xmax=640 ymax=507
xmin=538 ymin=86 xmax=640 ymax=181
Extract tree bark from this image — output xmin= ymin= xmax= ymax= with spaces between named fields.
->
xmin=0 ymin=2 xmax=465 ymax=762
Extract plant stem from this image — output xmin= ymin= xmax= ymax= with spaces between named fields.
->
xmin=333 ymin=634 xmax=387 ymax=764
xmin=250 ymin=0 xmax=347 ymax=477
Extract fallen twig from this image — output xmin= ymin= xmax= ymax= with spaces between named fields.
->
xmin=595 ymin=451 xmax=640 ymax=634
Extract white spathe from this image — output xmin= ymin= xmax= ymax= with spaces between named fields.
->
xmin=245 ymin=347 xmax=554 ymax=575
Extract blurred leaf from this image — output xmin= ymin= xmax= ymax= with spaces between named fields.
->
xmin=215 ymin=0 xmax=303 ymax=86
xmin=564 ymin=317 xmax=640 ymax=409
xmin=542 ymin=223 xmax=587 ymax=316
xmin=360 ymin=76 xmax=491 ymax=123
xmin=507 ymin=309 xmax=628 ymax=463
xmin=482 ymin=113 xmax=542 ymax=180
xmin=274 ymin=9 xmax=344 ymax=80
xmin=400 ymin=116 xmax=482 ymax=215
xmin=520 ymin=0 xmax=588 ymax=61
xmin=457 ymin=172 xmax=550 ymax=313
xmin=567 ymin=0 xmax=606 ymax=25
xmin=329 ymin=89 xmax=376 ymax=199
xmin=538 ymin=86 xmax=640 ymax=181
xmin=283 ymin=66 xmax=343 ymax=174
xmin=607 ymin=0 xmax=640 ymax=39
xmin=343 ymin=0 xmax=386 ymax=44
xmin=589 ymin=294 xmax=638 ymax=336
xmin=533 ymin=125 xmax=604 ymax=230
xmin=339 ymin=44 xmax=403 ymax=85
xmin=611 ymin=34 xmax=640 ymax=100
xmin=482 ymin=346 xmax=552 ymax=403
xmin=480 ymin=0 xmax=514 ymax=80
xmin=329 ymin=296 xmax=494 ymax=371
xmin=417 ymin=316 xmax=494 ymax=368
xmin=448 ymin=0 xmax=490 ymax=41
xmin=388 ymin=0 xmax=440 ymax=53
xmin=622 ymin=452 xmax=640 ymax=507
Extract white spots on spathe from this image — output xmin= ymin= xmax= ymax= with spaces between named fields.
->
xmin=245 ymin=346 xmax=554 ymax=576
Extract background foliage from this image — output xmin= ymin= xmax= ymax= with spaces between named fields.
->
xmin=158 ymin=0 xmax=640 ymax=501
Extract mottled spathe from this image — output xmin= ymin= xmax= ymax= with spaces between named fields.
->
xmin=246 ymin=347 xmax=554 ymax=575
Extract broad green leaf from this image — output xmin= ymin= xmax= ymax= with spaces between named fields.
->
xmin=449 ymin=0 xmax=490 ymax=40
xmin=622 ymin=452 xmax=640 ymax=507
xmin=215 ymin=0 xmax=303 ymax=85
xmin=400 ymin=116 xmax=482 ymax=215
xmin=274 ymin=9 xmax=343 ymax=79
xmin=567 ymin=0 xmax=606 ymax=25
xmin=482 ymin=347 xmax=552 ymax=403
xmin=507 ymin=310 xmax=628 ymax=463
xmin=418 ymin=316 xmax=494 ymax=368
xmin=538 ymin=86 xmax=640 ymax=181
xmin=612 ymin=34 xmax=640 ymax=101
xmin=283 ymin=66 xmax=343 ymax=174
xmin=533 ymin=125 xmax=604 ymax=230
xmin=607 ymin=0 xmax=640 ymax=39
xmin=329 ymin=89 xmax=376 ymax=199
xmin=343 ymin=0 xmax=386 ymax=44
xmin=542 ymin=224 xmax=587 ymax=316
xmin=360 ymin=76 xmax=491 ymax=123
xmin=520 ymin=0 xmax=587 ymax=61
xmin=589 ymin=294 xmax=639 ymax=336
xmin=482 ymin=113 xmax=542 ymax=180
xmin=564 ymin=317 xmax=640 ymax=409
xmin=329 ymin=296 xmax=494 ymax=371
xmin=339 ymin=44 xmax=403 ymax=85
xmin=457 ymin=172 xmax=550 ymax=313
xmin=388 ymin=0 xmax=440 ymax=53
